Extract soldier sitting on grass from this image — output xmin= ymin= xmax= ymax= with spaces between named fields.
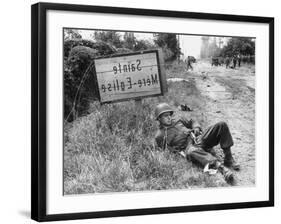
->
xmin=154 ymin=103 xmax=240 ymax=184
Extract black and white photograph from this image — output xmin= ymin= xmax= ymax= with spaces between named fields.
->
xmin=63 ymin=29 xmax=256 ymax=195
xmin=0 ymin=0 xmax=279 ymax=223
xmin=30 ymin=2 xmax=274 ymax=221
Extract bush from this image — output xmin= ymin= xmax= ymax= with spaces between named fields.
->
xmin=154 ymin=33 xmax=181 ymax=61
xmin=64 ymin=39 xmax=116 ymax=58
xmin=64 ymin=40 xmax=117 ymax=121
xmin=115 ymin=47 xmax=133 ymax=54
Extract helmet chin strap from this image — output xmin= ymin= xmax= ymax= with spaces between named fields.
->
xmin=164 ymin=127 xmax=168 ymax=150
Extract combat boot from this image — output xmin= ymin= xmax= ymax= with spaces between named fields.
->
xmin=223 ymin=148 xmax=240 ymax=171
xmin=213 ymin=161 xmax=234 ymax=184
xmin=217 ymin=163 xmax=235 ymax=184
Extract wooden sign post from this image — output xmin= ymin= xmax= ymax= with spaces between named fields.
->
xmin=94 ymin=49 xmax=167 ymax=104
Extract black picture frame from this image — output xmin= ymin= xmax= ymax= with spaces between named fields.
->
xmin=31 ymin=2 xmax=274 ymax=222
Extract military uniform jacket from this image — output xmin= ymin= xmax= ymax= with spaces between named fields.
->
xmin=155 ymin=117 xmax=201 ymax=152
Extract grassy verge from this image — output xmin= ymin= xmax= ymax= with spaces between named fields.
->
xmin=64 ymin=63 xmax=228 ymax=195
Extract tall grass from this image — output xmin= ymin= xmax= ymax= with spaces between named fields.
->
xmin=64 ymin=70 xmax=227 ymax=195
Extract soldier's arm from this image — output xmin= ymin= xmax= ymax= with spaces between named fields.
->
xmin=180 ymin=117 xmax=201 ymax=130
xmin=192 ymin=120 xmax=201 ymax=130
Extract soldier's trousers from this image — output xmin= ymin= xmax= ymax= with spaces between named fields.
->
xmin=186 ymin=121 xmax=234 ymax=167
xmin=187 ymin=63 xmax=193 ymax=70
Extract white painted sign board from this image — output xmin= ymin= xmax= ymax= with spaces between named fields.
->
xmin=94 ymin=50 xmax=165 ymax=103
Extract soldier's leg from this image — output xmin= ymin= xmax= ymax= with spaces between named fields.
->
xmin=197 ymin=121 xmax=240 ymax=170
xmin=197 ymin=121 xmax=233 ymax=149
xmin=188 ymin=63 xmax=192 ymax=70
xmin=186 ymin=147 xmax=234 ymax=184
xmin=187 ymin=147 xmax=217 ymax=167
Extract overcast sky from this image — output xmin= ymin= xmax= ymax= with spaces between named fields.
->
xmin=179 ymin=35 xmax=202 ymax=59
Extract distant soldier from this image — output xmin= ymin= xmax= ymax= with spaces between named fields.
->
xmin=225 ymin=56 xmax=230 ymax=68
xmin=232 ymin=56 xmax=237 ymax=69
xmin=211 ymin=57 xmax=218 ymax=66
xmin=212 ymin=57 xmax=223 ymax=66
xmin=218 ymin=57 xmax=224 ymax=66
xmin=237 ymin=54 xmax=241 ymax=67
xmin=185 ymin=56 xmax=196 ymax=71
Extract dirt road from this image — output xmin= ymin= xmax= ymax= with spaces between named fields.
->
xmin=193 ymin=61 xmax=255 ymax=186
xmin=168 ymin=60 xmax=255 ymax=186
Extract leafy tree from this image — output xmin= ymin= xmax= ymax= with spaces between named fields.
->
xmin=64 ymin=39 xmax=116 ymax=121
xmin=123 ymin=32 xmax=136 ymax=50
xmin=208 ymin=38 xmax=221 ymax=57
xmin=64 ymin=29 xmax=82 ymax=40
xmin=200 ymin=36 xmax=209 ymax=59
xmin=134 ymin=39 xmax=155 ymax=51
xmin=153 ymin=33 xmax=181 ymax=61
xmin=200 ymin=37 xmax=221 ymax=58
xmin=221 ymin=37 xmax=255 ymax=56
xmin=115 ymin=48 xmax=133 ymax=54
xmin=93 ymin=31 xmax=123 ymax=48
xmin=64 ymin=39 xmax=116 ymax=58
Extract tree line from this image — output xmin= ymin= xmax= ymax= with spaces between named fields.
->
xmin=200 ymin=36 xmax=255 ymax=59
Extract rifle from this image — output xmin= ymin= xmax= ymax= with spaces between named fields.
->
xmin=190 ymin=129 xmax=202 ymax=144
xmin=178 ymin=129 xmax=202 ymax=158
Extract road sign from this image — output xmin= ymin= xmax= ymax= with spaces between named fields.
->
xmin=94 ymin=49 xmax=166 ymax=103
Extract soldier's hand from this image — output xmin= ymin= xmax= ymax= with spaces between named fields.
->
xmin=193 ymin=127 xmax=201 ymax=136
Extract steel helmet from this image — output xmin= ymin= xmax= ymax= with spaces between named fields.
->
xmin=155 ymin=103 xmax=174 ymax=120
